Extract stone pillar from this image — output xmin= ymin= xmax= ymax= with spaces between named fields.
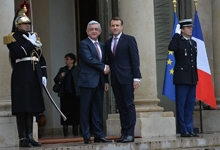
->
xmin=193 ymin=0 xmax=220 ymax=133
xmin=0 ymin=1 xmax=18 ymax=147
xmin=106 ymin=0 xmax=175 ymax=138
xmin=213 ymin=0 xmax=220 ymax=109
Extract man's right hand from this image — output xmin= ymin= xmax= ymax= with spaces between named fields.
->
xmin=28 ymin=32 xmax=37 ymax=42
xmin=103 ymin=65 xmax=110 ymax=74
xmin=175 ymin=24 xmax=181 ymax=34
xmin=23 ymin=34 xmax=42 ymax=47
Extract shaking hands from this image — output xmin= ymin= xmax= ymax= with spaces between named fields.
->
xmin=103 ymin=65 xmax=110 ymax=74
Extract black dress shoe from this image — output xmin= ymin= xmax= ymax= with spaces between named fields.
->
xmin=84 ymin=139 xmax=91 ymax=144
xmin=189 ymin=132 xmax=199 ymax=137
xmin=94 ymin=137 xmax=112 ymax=143
xmin=19 ymin=138 xmax=32 ymax=147
xmin=114 ymin=135 xmax=127 ymax=142
xmin=28 ymin=138 xmax=42 ymax=147
xmin=122 ymin=135 xmax=134 ymax=143
xmin=27 ymin=134 xmax=42 ymax=147
xmin=181 ymin=132 xmax=193 ymax=137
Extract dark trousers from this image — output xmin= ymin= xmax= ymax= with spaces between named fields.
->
xmin=80 ymin=79 xmax=105 ymax=140
xmin=112 ymin=77 xmax=136 ymax=136
xmin=63 ymin=125 xmax=78 ymax=137
xmin=175 ymin=84 xmax=196 ymax=133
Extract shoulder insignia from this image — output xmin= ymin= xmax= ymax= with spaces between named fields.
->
xmin=3 ymin=32 xmax=16 ymax=45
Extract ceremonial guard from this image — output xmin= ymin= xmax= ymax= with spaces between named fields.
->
xmin=168 ymin=19 xmax=199 ymax=137
xmin=3 ymin=1 xmax=47 ymax=147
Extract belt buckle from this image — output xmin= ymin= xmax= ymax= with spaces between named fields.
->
xmin=32 ymin=56 xmax=37 ymax=61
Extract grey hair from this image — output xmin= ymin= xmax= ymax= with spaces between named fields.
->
xmin=86 ymin=20 xmax=101 ymax=31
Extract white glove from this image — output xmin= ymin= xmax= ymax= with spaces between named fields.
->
xmin=28 ymin=32 xmax=37 ymax=42
xmin=42 ymin=77 xmax=47 ymax=87
xmin=175 ymin=24 xmax=181 ymax=35
xmin=23 ymin=34 xmax=42 ymax=47
xmin=29 ymin=38 xmax=37 ymax=46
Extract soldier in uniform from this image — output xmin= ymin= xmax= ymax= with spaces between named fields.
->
xmin=3 ymin=1 xmax=47 ymax=147
xmin=168 ymin=19 xmax=199 ymax=137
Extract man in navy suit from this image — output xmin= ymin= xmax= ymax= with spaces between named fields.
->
xmin=105 ymin=17 xmax=142 ymax=143
xmin=78 ymin=20 xmax=112 ymax=144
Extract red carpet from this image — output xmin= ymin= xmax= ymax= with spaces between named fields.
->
xmin=39 ymin=136 xmax=141 ymax=144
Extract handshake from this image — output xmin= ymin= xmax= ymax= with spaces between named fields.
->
xmin=103 ymin=65 xmax=110 ymax=74
xmin=23 ymin=32 xmax=42 ymax=47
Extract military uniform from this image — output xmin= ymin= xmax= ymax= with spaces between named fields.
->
xmin=3 ymin=1 xmax=46 ymax=147
xmin=5 ymin=30 xmax=47 ymax=115
xmin=168 ymin=30 xmax=198 ymax=135
xmin=169 ymin=33 xmax=198 ymax=85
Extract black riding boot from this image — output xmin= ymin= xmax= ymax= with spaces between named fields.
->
xmin=16 ymin=113 xmax=32 ymax=147
xmin=26 ymin=113 xmax=42 ymax=147
xmin=63 ymin=125 xmax=68 ymax=137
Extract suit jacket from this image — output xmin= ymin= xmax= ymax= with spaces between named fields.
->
xmin=168 ymin=33 xmax=198 ymax=85
xmin=105 ymin=33 xmax=141 ymax=86
xmin=77 ymin=38 xmax=108 ymax=88
xmin=54 ymin=65 xmax=81 ymax=97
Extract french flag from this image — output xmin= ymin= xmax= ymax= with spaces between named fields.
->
xmin=192 ymin=11 xmax=217 ymax=109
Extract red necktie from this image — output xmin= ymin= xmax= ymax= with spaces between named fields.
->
xmin=94 ymin=42 xmax=101 ymax=61
xmin=113 ymin=38 xmax=118 ymax=56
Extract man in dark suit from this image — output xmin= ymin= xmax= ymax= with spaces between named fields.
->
xmin=77 ymin=20 xmax=112 ymax=144
xmin=105 ymin=17 xmax=142 ymax=143
xmin=168 ymin=19 xmax=199 ymax=137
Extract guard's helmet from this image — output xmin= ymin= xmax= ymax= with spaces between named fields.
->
xmin=13 ymin=1 xmax=31 ymax=32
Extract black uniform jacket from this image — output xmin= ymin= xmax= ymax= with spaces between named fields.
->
xmin=168 ymin=33 xmax=198 ymax=85
xmin=6 ymin=30 xmax=47 ymax=115
xmin=54 ymin=65 xmax=81 ymax=97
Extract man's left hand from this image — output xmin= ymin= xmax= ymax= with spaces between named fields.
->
xmin=105 ymin=83 xmax=109 ymax=91
xmin=133 ymin=81 xmax=140 ymax=89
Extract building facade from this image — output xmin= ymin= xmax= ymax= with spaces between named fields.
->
xmin=0 ymin=0 xmax=219 ymax=146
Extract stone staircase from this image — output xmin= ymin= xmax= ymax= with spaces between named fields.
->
xmin=1 ymin=133 xmax=220 ymax=150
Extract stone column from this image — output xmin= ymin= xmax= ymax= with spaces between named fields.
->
xmin=106 ymin=0 xmax=175 ymax=138
xmin=193 ymin=0 xmax=220 ymax=133
xmin=213 ymin=0 xmax=220 ymax=109
xmin=193 ymin=0 xmax=216 ymax=110
xmin=0 ymin=1 xmax=18 ymax=147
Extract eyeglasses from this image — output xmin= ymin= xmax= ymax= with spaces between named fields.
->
xmin=65 ymin=58 xmax=73 ymax=61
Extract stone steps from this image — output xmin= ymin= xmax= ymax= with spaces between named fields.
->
xmin=1 ymin=133 xmax=220 ymax=150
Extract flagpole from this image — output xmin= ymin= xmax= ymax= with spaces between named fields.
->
xmin=173 ymin=0 xmax=177 ymax=13
xmin=194 ymin=0 xmax=198 ymax=11
xmin=173 ymin=0 xmax=180 ymax=134
xmin=194 ymin=0 xmax=204 ymax=134
xmin=29 ymin=0 xmax=34 ymax=33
